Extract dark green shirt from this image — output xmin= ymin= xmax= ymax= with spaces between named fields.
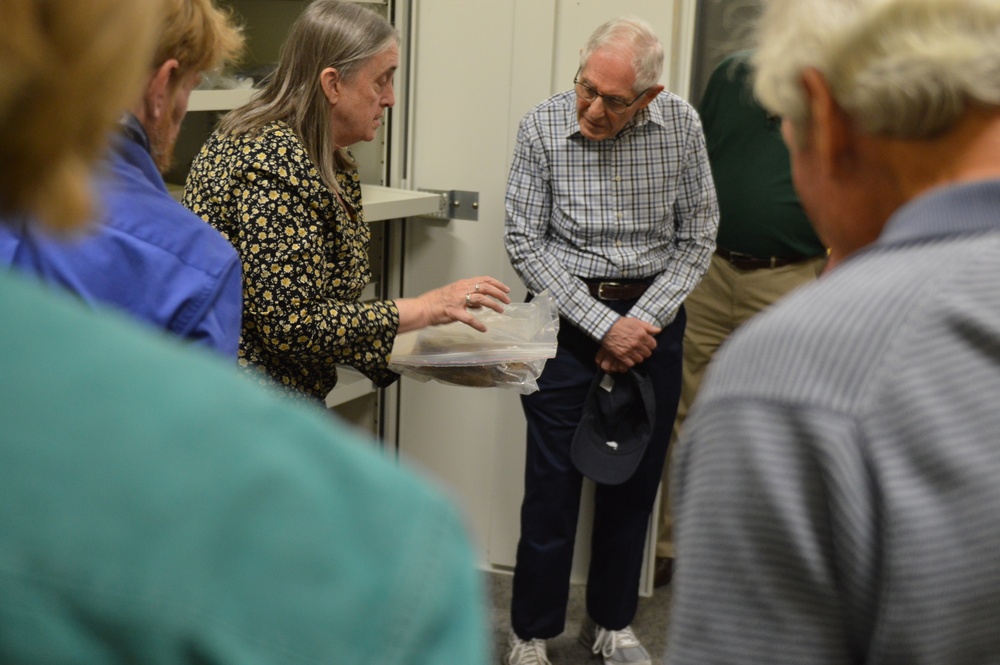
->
xmin=698 ymin=53 xmax=826 ymax=258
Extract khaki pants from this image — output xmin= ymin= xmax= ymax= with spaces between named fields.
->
xmin=657 ymin=252 xmax=826 ymax=558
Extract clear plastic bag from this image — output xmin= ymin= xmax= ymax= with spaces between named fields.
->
xmin=388 ymin=289 xmax=559 ymax=394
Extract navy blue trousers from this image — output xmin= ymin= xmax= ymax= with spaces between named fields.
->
xmin=511 ymin=300 xmax=684 ymax=639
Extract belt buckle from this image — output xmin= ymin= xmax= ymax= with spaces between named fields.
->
xmin=597 ymin=281 xmax=623 ymax=299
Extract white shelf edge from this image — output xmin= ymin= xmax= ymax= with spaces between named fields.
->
xmin=360 ymin=184 xmax=442 ymax=221
xmin=360 ymin=282 xmax=378 ymax=302
xmin=169 ymin=183 xmax=440 ymax=226
xmin=188 ymin=88 xmax=255 ymax=112
xmin=325 ymin=366 xmax=376 ymax=408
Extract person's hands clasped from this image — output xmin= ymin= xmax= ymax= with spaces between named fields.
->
xmin=395 ymin=276 xmax=512 ymax=334
xmin=596 ymin=316 xmax=661 ymax=373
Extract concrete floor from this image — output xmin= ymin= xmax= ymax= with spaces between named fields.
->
xmin=487 ymin=571 xmax=672 ymax=664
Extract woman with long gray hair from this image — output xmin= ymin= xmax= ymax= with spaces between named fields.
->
xmin=185 ymin=0 xmax=510 ymax=402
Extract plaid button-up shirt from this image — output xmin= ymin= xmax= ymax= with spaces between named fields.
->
xmin=504 ymin=89 xmax=718 ymax=341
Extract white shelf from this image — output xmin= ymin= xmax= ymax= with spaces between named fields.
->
xmin=169 ymin=183 xmax=440 ymax=225
xmin=325 ymin=366 xmax=375 ymax=408
xmin=360 ymin=184 xmax=442 ymax=221
xmin=188 ymin=88 xmax=255 ymax=112
xmin=360 ymin=282 xmax=378 ymax=302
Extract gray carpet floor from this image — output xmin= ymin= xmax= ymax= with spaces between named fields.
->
xmin=487 ymin=571 xmax=672 ymax=664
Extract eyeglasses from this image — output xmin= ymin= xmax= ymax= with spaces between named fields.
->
xmin=573 ymin=68 xmax=650 ymax=114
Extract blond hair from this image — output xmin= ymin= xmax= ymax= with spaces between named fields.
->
xmin=0 ymin=0 xmax=164 ymax=231
xmin=753 ymin=0 xmax=1000 ymax=143
xmin=156 ymin=0 xmax=244 ymax=86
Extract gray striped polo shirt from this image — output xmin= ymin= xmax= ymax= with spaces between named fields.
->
xmin=668 ymin=179 xmax=1000 ymax=664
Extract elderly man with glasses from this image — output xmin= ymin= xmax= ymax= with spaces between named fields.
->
xmin=502 ymin=15 xmax=718 ymax=665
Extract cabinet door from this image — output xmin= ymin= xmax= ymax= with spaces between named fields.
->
xmin=393 ymin=0 xmax=554 ymax=574
xmin=396 ymin=0 xmax=686 ymax=593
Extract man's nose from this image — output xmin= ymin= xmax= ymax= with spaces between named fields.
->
xmin=585 ymin=96 xmax=606 ymax=118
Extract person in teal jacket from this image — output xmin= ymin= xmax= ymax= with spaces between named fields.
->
xmin=0 ymin=1 xmax=492 ymax=663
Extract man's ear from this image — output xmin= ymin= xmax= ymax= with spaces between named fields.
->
xmin=143 ymin=58 xmax=180 ymax=122
xmin=634 ymin=84 xmax=664 ymax=112
xmin=801 ymin=67 xmax=852 ymax=176
xmin=320 ymin=67 xmax=340 ymax=105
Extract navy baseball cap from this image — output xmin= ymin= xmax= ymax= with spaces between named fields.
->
xmin=571 ymin=368 xmax=656 ymax=485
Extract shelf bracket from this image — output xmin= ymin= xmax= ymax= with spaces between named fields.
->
xmin=416 ymin=189 xmax=480 ymax=221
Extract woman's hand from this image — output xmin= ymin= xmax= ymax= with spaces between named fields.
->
xmin=395 ymin=276 xmax=512 ymax=334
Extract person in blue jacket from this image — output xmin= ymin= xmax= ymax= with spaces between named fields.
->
xmin=0 ymin=0 xmax=245 ymax=357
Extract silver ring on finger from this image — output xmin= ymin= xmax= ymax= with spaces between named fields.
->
xmin=465 ymin=293 xmax=472 ymax=307
xmin=475 ymin=283 xmax=480 ymax=292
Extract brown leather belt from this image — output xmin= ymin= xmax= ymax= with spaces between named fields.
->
xmin=716 ymin=246 xmax=817 ymax=270
xmin=582 ymin=278 xmax=652 ymax=301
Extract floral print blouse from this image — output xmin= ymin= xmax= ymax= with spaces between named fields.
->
xmin=183 ymin=121 xmax=399 ymax=402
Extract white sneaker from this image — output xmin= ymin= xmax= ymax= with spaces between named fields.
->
xmin=579 ymin=618 xmax=651 ymax=665
xmin=507 ymin=636 xmax=551 ymax=665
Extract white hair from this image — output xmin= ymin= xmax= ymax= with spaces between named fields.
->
xmin=580 ymin=15 xmax=664 ymax=91
xmin=753 ymin=0 xmax=1000 ymax=140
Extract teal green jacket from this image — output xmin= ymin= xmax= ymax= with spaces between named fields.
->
xmin=0 ymin=269 xmax=489 ymax=664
